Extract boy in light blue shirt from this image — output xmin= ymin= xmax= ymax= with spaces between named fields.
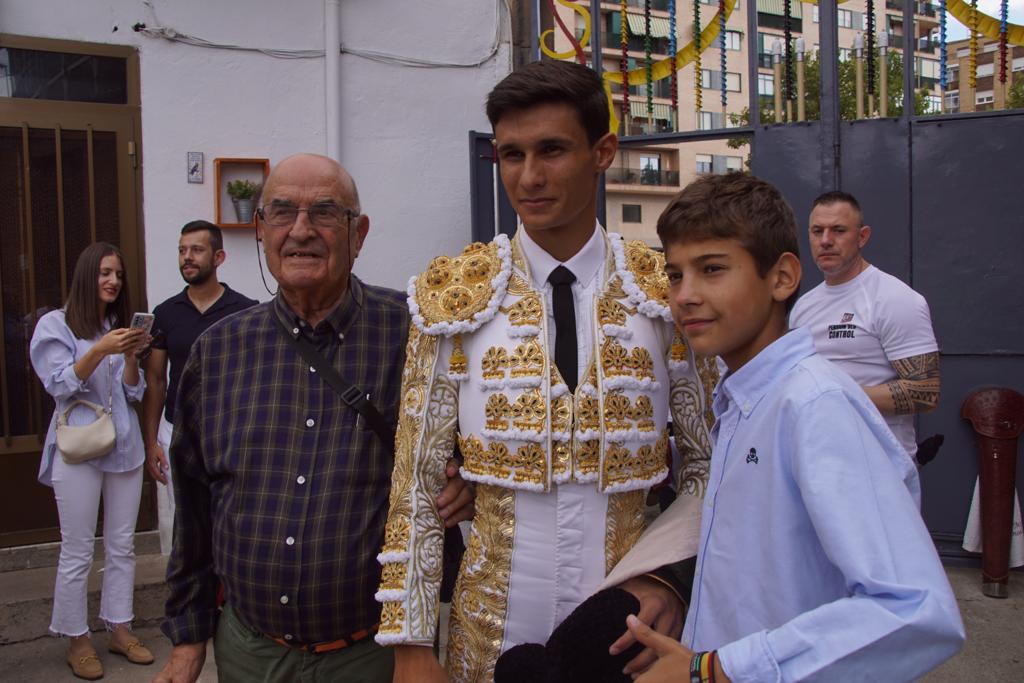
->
xmin=623 ymin=173 xmax=964 ymax=682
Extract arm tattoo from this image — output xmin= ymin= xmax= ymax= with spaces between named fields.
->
xmin=886 ymin=352 xmax=941 ymax=415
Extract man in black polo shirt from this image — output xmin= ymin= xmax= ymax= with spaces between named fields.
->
xmin=143 ymin=220 xmax=258 ymax=554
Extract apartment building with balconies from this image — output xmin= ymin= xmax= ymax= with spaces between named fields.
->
xmin=548 ymin=0 xmax=946 ymax=243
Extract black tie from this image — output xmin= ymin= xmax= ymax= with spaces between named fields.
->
xmin=548 ymin=265 xmax=578 ymax=393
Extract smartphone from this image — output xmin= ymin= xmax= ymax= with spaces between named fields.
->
xmin=130 ymin=312 xmax=155 ymax=336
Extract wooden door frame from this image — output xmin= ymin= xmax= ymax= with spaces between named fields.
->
xmin=0 ymin=34 xmax=148 ymax=546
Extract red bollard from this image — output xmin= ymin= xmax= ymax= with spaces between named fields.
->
xmin=961 ymin=388 xmax=1024 ymax=598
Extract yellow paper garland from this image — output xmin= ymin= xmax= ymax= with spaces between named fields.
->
xmin=540 ymin=0 xmax=593 ymax=60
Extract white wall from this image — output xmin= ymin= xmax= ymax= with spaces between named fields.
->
xmin=338 ymin=0 xmax=511 ymax=291
xmin=4 ymin=0 xmax=510 ymax=305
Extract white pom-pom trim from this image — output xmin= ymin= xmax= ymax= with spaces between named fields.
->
xmin=608 ymin=233 xmax=672 ymax=322
xmin=508 ymin=376 xmax=543 ymax=389
xmin=668 ymin=360 xmax=690 ymax=374
xmin=603 ymin=468 xmax=670 ymax=493
xmin=603 ymin=376 xmax=661 ymax=392
xmin=550 ymin=384 xmax=569 ymax=399
xmin=374 ymin=589 xmax=407 ymax=602
xmin=481 ymin=427 xmax=547 ymax=443
xmin=447 ymin=371 xmax=469 ymax=382
xmin=602 ymin=324 xmax=634 ymax=340
xmin=603 ymin=428 xmax=662 ymax=444
xmin=507 ymin=324 xmax=541 ymax=338
xmin=375 ymin=633 xmax=408 ymax=646
xmin=459 ymin=467 xmax=547 ymax=492
xmin=552 ymin=470 xmax=575 ymax=484
xmin=377 ymin=551 xmax=410 ymax=564
xmin=480 ymin=378 xmax=507 ymax=390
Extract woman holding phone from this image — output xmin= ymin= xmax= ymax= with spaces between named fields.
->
xmin=30 ymin=242 xmax=154 ymax=679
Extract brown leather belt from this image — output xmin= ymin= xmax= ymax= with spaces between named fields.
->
xmin=270 ymin=623 xmax=379 ymax=654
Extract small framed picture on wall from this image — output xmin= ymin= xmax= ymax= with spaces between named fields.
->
xmin=187 ymin=152 xmax=204 ymax=184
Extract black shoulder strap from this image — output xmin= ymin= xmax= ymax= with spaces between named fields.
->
xmin=275 ymin=315 xmax=396 ymax=447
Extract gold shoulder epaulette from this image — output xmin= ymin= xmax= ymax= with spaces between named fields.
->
xmin=408 ymin=234 xmax=512 ymax=336
xmin=609 ymin=236 xmax=671 ymax=321
xmin=622 ymin=240 xmax=669 ymax=308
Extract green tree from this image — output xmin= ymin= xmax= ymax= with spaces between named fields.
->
xmin=726 ymin=50 xmax=931 ymax=165
xmin=801 ymin=50 xmax=929 ymax=120
xmin=1009 ymin=76 xmax=1024 ymax=110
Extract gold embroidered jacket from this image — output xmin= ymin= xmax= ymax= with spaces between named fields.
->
xmin=375 ymin=230 xmax=716 ymax=646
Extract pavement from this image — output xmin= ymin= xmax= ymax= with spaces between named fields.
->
xmin=0 ymin=565 xmax=1019 ymax=681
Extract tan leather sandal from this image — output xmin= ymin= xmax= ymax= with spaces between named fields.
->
xmin=107 ymin=637 xmax=154 ymax=665
xmin=67 ymin=649 xmax=104 ymax=680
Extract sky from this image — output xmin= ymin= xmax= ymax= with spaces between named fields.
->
xmin=944 ymin=0 xmax=1024 ymax=41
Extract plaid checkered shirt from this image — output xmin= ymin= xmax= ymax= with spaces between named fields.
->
xmin=162 ymin=276 xmax=409 ymax=644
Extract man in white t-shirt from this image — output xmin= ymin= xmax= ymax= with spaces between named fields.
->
xmin=790 ymin=191 xmax=940 ymax=461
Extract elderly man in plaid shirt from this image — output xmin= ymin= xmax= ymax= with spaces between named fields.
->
xmin=153 ymin=154 xmax=473 ymax=683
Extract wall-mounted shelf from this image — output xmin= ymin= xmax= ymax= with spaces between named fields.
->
xmin=214 ymin=157 xmax=270 ymax=228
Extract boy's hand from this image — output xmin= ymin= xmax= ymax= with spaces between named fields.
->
xmin=626 ymin=614 xmax=693 ymax=682
xmin=627 ymin=615 xmax=732 ymax=683
xmin=611 ymin=576 xmax=684 ymax=674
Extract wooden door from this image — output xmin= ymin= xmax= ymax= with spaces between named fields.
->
xmin=0 ymin=36 xmax=151 ymax=546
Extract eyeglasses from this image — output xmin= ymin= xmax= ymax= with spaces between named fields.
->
xmin=257 ymin=202 xmax=360 ymax=229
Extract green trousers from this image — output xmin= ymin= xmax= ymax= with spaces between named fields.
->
xmin=214 ymin=604 xmax=394 ymax=683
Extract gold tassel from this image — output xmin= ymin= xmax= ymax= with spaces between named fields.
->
xmin=448 ymin=334 xmax=468 ymax=376
xmin=671 ymin=331 xmax=689 ymax=363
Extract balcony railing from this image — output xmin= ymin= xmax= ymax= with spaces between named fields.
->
xmin=885 ymin=0 xmax=937 ymax=17
xmin=878 ymin=34 xmax=939 ymax=53
xmin=626 ymin=0 xmax=671 ymax=11
xmin=606 ymin=166 xmax=681 ymax=186
xmin=578 ymin=29 xmax=671 ymax=56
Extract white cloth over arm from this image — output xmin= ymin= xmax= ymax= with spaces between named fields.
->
xmin=600 ymin=492 xmax=702 ymax=590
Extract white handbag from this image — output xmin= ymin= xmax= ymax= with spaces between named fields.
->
xmin=55 ymin=356 xmax=116 ymax=464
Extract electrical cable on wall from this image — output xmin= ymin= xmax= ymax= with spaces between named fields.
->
xmin=341 ymin=0 xmax=509 ymax=69
xmin=134 ymin=0 xmax=510 ymax=70
xmin=132 ymin=23 xmax=325 ymax=58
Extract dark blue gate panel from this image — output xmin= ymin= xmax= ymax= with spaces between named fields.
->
xmin=918 ymin=355 xmax=1024 ymax=547
xmin=839 ymin=119 xmax=912 ymax=284
xmin=750 ymin=122 xmax=828 ymax=296
xmin=912 ymin=115 xmax=1024 ymax=354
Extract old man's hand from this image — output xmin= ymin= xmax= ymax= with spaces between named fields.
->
xmin=436 ymin=457 xmax=474 ymax=527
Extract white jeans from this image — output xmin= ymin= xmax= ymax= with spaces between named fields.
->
xmin=50 ymin=456 xmax=143 ymax=637
xmin=156 ymin=417 xmax=175 ymax=556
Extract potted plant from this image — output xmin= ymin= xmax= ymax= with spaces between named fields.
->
xmin=226 ymin=179 xmax=262 ymax=223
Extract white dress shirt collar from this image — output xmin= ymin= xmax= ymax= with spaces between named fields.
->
xmin=517 ymin=222 xmax=606 ymax=291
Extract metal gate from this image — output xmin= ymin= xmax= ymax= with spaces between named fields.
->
xmin=470 ymin=0 xmax=1024 ymax=554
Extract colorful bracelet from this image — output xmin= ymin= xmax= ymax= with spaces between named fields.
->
xmin=690 ymin=651 xmax=705 ymax=683
xmin=702 ymin=650 xmax=717 ymax=683
xmin=691 ymin=650 xmax=718 ymax=683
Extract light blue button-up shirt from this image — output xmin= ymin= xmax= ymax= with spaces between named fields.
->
xmin=30 ymin=309 xmax=146 ymax=486
xmin=682 ymin=328 xmax=963 ymax=682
